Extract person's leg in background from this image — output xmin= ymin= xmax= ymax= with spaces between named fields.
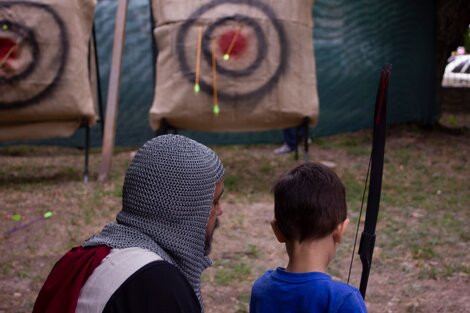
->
xmin=274 ymin=127 xmax=304 ymax=154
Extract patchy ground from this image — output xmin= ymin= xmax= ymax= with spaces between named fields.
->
xmin=0 ymin=113 xmax=469 ymax=313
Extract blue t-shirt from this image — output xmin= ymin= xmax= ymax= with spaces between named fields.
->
xmin=250 ymin=268 xmax=367 ymax=313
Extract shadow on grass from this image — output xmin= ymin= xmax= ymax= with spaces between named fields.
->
xmin=0 ymin=169 xmax=83 ymax=187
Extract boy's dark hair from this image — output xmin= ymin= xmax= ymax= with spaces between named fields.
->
xmin=273 ymin=162 xmax=347 ymax=242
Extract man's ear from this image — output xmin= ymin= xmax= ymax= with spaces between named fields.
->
xmin=271 ymin=220 xmax=286 ymax=243
xmin=332 ymin=218 xmax=350 ymax=244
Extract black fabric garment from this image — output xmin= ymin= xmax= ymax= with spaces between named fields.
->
xmin=103 ymin=260 xmax=201 ymax=313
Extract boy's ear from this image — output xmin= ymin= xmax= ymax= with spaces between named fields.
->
xmin=271 ymin=220 xmax=286 ymax=243
xmin=332 ymin=218 xmax=350 ymax=244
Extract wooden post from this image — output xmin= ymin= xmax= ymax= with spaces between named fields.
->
xmin=98 ymin=0 xmax=128 ymax=183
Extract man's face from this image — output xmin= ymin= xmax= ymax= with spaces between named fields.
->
xmin=205 ymin=179 xmax=224 ymax=255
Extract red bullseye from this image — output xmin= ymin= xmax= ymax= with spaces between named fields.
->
xmin=0 ymin=38 xmax=18 ymax=61
xmin=218 ymin=29 xmax=247 ymax=58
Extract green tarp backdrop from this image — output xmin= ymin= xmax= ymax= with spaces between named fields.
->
xmin=23 ymin=0 xmax=439 ymax=147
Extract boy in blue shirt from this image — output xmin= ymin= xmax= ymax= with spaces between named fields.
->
xmin=250 ymin=163 xmax=367 ymax=313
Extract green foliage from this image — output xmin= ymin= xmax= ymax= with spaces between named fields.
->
xmin=313 ymin=136 xmax=370 ymax=156
xmin=464 ymin=26 xmax=470 ymax=54
xmin=246 ymin=244 xmax=261 ymax=258
xmin=17 ymin=271 xmax=29 ymax=279
xmin=446 ymin=115 xmax=459 ymax=127
xmin=258 ymin=161 xmax=273 ymax=174
xmin=236 ymin=294 xmax=251 ymax=313
xmin=411 ymin=245 xmax=436 ymax=260
xmin=0 ymin=145 xmax=35 ymax=156
xmin=418 ymin=263 xmax=470 ymax=280
xmin=215 ymin=262 xmax=251 ymax=286
xmin=224 ymin=175 xmax=239 ymax=192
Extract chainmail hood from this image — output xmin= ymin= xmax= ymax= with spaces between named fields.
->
xmin=83 ymin=134 xmax=224 ymax=306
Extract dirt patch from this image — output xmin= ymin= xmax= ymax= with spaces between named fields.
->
xmin=1 ymin=114 xmax=469 ymax=313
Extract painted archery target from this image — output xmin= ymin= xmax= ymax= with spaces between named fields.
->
xmin=0 ymin=2 xmax=67 ymax=110
xmin=150 ymin=0 xmax=319 ymax=132
xmin=0 ymin=0 xmax=97 ymax=142
xmin=0 ymin=20 xmax=38 ymax=89
xmin=176 ymin=1 xmax=288 ymax=101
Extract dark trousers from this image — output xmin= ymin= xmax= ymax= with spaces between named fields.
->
xmin=283 ymin=127 xmax=305 ymax=150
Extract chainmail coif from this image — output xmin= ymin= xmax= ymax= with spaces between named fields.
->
xmin=83 ymin=134 xmax=224 ymax=308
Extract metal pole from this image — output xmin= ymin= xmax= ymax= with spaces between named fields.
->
xmin=84 ymin=125 xmax=90 ymax=183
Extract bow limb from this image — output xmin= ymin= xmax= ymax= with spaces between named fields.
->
xmin=357 ymin=64 xmax=391 ymax=299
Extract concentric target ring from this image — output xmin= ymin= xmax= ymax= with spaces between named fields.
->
xmin=176 ymin=0 xmax=288 ymax=101
xmin=0 ymin=1 xmax=68 ymax=111
xmin=0 ymin=20 xmax=38 ymax=84
xmin=202 ymin=15 xmax=267 ymax=78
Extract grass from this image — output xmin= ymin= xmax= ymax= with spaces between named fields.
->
xmin=214 ymin=261 xmax=252 ymax=286
xmin=246 ymin=244 xmax=261 ymax=259
xmin=0 ymin=115 xmax=469 ymax=313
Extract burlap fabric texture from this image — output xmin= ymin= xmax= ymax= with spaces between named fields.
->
xmin=0 ymin=0 xmax=97 ymax=141
xmin=150 ymin=0 xmax=319 ymax=132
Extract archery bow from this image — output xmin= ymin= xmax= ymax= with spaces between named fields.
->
xmin=347 ymin=64 xmax=392 ymax=299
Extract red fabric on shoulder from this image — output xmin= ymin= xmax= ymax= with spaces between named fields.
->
xmin=32 ymin=245 xmax=111 ymax=313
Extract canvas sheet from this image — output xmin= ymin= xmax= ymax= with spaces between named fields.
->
xmin=0 ymin=0 xmax=96 ymax=141
xmin=150 ymin=0 xmax=319 ymax=132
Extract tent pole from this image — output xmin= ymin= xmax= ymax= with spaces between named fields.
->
xmin=98 ymin=0 xmax=128 ymax=183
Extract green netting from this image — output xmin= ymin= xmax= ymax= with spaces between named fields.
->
xmin=6 ymin=0 xmax=437 ymax=147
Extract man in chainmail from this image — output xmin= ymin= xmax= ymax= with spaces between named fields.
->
xmin=33 ymin=134 xmax=225 ymax=313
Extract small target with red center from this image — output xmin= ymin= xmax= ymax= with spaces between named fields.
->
xmin=0 ymin=1 xmax=67 ymax=111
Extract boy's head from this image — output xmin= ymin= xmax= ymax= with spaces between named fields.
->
xmin=272 ymin=162 xmax=347 ymax=243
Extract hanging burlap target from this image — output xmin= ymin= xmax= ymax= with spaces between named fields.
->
xmin=150 ymin=0 xmax=319 ymax=132
xmin=0 ymin=0 xmax=96 ymax=142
